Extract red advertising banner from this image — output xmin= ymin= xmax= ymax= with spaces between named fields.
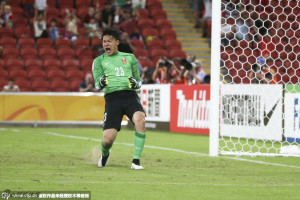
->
xmin=170 ymin=85 xmax=210 ymax=135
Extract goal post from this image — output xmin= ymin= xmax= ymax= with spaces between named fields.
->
xmin=209 ymin=0 xmax=300 ymax=157
xmin=209 ymin=0 xmax=221 ymax=157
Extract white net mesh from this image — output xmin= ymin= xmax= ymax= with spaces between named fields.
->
xmin=218 ymin=0 xmax=300 ymax=156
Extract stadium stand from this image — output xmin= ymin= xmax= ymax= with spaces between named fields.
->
xmin=0 ymin=0 xmax=193 ymax=91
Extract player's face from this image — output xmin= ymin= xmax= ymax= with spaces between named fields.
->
xmin=102 ymin=35 xmax=120 ymax=56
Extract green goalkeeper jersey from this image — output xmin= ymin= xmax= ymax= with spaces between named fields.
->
xmin=92 ymin=52 xmax=141 ymax=96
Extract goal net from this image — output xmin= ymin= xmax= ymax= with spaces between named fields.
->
xmin=209 ymin=0 xmax=300 ymax=157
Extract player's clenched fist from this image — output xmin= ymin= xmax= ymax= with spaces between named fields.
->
xmin=128 ymin=76 xmax=140 ymax=89
xmin=99 ymin=74 xmax=108 ymax=89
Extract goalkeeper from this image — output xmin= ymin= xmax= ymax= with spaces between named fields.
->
xmin=92 ymin=27 xmax=146 ymax=170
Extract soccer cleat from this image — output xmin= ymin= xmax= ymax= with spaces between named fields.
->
xmin=98 ymin=152 xmax=110 ymax=168
xmin=131 ymin=163 xmax=144 ymax=170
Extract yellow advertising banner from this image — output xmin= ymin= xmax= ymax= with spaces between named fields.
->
xmin=0 ymin=93 xmax=105 ymax=121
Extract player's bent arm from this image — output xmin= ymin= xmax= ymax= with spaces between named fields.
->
xmin=92 ymin=59 xmax=104 ymax=90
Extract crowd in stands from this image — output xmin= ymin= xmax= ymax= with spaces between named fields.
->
xmin=220 ymin=0 xmax=299 ymax=84
xmin=0 ymin=0 xmax=209 ymax=92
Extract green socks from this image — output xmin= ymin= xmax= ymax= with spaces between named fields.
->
xmin=133 ymin=131 xmax=146 ymax=159
xmin=101 ymin=141 xmax=112 ymax=156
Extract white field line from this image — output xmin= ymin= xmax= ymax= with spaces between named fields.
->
xmin=1 ymin=128 xmax=300 ymax=169
xmin=1 ymin=179 xmax=300 ymax=187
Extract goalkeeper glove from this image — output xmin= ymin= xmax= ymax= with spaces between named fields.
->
xmin=99 ymin=74 xmax=108 ymax=89
xmin=128 ymin=76 xmax=141 ymax=89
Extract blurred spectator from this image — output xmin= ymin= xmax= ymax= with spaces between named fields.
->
xmin=172 ymin=58 xmax=186 ymax=84
xmin=114 ymin=7 xmax=125 ymax=25
xmin=63 ymin=9 xmax=79 ymax=41
xmin=0 ymin=1 xmax=5 ymax=27
xmin=118 ymin=32 xmax=135 ymax=53
xmin=192 ymin=61 xmax=207 ymax=84
xmin=79 ymin=73 xmax=98 ymax=92
xmin=118 ymin=9 xmax=140 ymax=39
xmin=93 ymin=11 xmax=103 ymax=29
xmin=192 ymin=0 xmax=203 ymax=28
xmin=23 ymin=0 xmax=35 ymax=18
xmin=140 ymin=67 xmax=154 ymax=84
xmin=48 ymin=18 xmax=59 ymax=41
xmin=1 ymin=5 xmax=13 ymax=28
xmin=34 ymin=0 xmax=47 ymax=17
xmin=249 ymin=57 xmax=277 ymax=84
xmin=235 ymin=12 xmax=250 ymax=41
xmin=201 ymin=0 xmax=212 ymax=38
xmin=221 ymin=18 xmax=234 ymax=46
xmin=152 ymin=57 xmax=176 ymax=84
xmin=86 ymin=17 xmax=101 ymax=39
xmin=83 ymin=7 xmax=96 ymax=26
xmin=132 ymin=0 xmax=146 ymax=9
xmin=2 ymin=80 xmax=20 ymax=92
xmin=101 ymin=2 xmax=115 ymax=27
xmin=33 ymin=12 xmax=48 ymax=39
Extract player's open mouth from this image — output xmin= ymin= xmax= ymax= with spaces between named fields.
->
xmin=105 ymin=48 xmax=111 ymax=53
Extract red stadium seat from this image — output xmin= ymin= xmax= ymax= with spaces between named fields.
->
xmin=58 ymin=0 xmax=74 ymax=9
xmin=28 ymin=69 xmax=47 ymax=81
xmin=3 ymin=48 xmax=19 ymax=60
xmin=43 ymin=59 xmax=62 ymax=71
xmin=150 ymin=49 xmax=168 ymax=62
xmin=47 ymin=70 xmax=66 ymax=82
xmin=62 ymin=59 xmax=80 ymax=71
xmin=57 ymin=48 xmax=75 ymax=60
xmin=76 ymin=8 xmax=89 ymax=20
xmin=0 ymin=37 xmax=17 ymax=48
xmin=20 ymin=48 xmax=38 ymax=60
xmin=141 ymin=28 xmax=159 ymax=40
xmin=133 ymin=48 xmax=149 ymax=60
xmin=75 ymin=48 xmax=94 ymax=61
xmin=7 ymin=0 xmax=22 ymax=7
xmin=37 ymin=38 xmax=53 ymax=49
xmin=130 ymin=39 xmax=144 ymax=49
xmin=5 ymin=59 xmax=24 ymax=71
xmin=0 ymin=69 xmax=9 ymax=80
xmin=24 ymin=59 xmax=43 ymax=71
xmin=14 ymin=27 xmax=32 ymax=38
xmin=168 ymin=49 xmax=186 ymax=59
xmin=9 ymin=70 xmax=27 ymax=80
xmin=91 ymin=38 xmax=102 ymax=47
xmin=137 ymin=9 xmax=149 ymax=19
xmin=18 ymin=38 xmax=35 ymax=49
xmin=159 ymin=28 xmax=177 ymax=40
xmin=147 ymin=0 xmax=163 ymax=12
xmin=11 ymin=7 xmax=25 ymax=17
xmin=31 ymin=80 xmax=50 ymax=92
xmin=47 ymin=0 xmax=57 ymax=7
xmin=156 ymin=19 xmax=172 ymax=30
xmin=65 ymin=70 xmax=85 ymax=82
xmin=138 ymin=59 xmax=155 ymax=69
xmin=12 ymin=17 xmax=28 ymax=28
xmin=164 ymin=39 xmax=182 ymax=50
xmin=50 ymin=80 xmax=70 ymax=92
xmin=146 ymin=39 xmax=164 ymax=51
xmin=150 ymin=9 xmax=167 ymax=22
xmin=46 ymin=7 xmax=59 ymax=17
xmin=73 ymin=38 xmax=90 ymax=49
xmin=55 ymin=38 xmax=72 ymax=49
xmin=39 ymin=48 xmax=57 ymax=60
xmin=70 ymin=80 xmax=82 ymax=92
xmin=15 ymin=79 xmax=31 ymax=92
xmin=76 ymin=0 xmax=91 ymax=8
xmin=0 ymin=27 xmax=13 ymax=39
xmin=137 ymin=19 xmax=155 ymax=30
xmin=80 ymin=59 xmax=93 ymax=72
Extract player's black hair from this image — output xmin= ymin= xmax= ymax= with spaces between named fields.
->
xmin=101 ymin=26 xmax=121 ymax=41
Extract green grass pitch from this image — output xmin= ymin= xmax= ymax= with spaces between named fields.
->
xmin=0 ymin=127 xmax=300 ymax=200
